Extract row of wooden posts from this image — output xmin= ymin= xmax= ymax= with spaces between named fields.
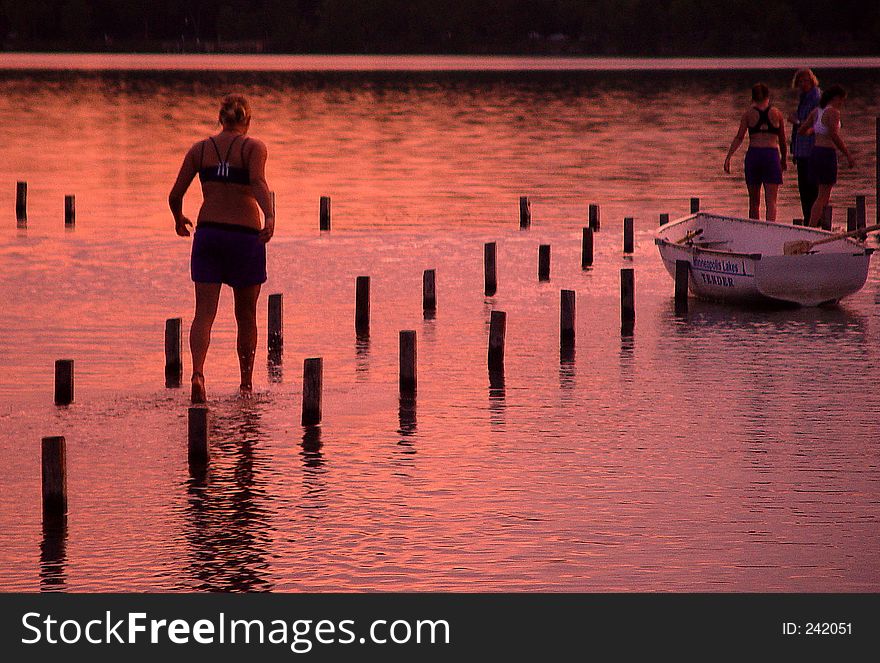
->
xmin=15 ymin=182 xmax=75 ymax=225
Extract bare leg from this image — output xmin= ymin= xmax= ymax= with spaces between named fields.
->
xmin=807 ymin=184 xmax=833 ymax=227
xmin=191 ymin=282 xmax=222 ymax=403
xmin=747 ymin=183 xmax=761 ymax=220
xmin=764 ymin=183 xmax=779 ymax=222
xmin=233 ymin=284 xmax=261 ymax=393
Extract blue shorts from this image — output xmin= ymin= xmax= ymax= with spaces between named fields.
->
xmin=744 ymin=147 xmax=783 ymax=186
xmin=191 ymin=222 xmax=267 ymax=288
xmin=809 ymin=146 xmax=838 ymax=185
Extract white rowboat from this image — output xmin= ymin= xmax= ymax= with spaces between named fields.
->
xmin=655 ymin=213 xmax=873 ymax=306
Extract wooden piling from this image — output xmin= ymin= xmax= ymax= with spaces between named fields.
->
xmin=399 ymin=331 xmax=417 ymax=396
xmin=560 ymin=290 xmax=576 ymax=348
xmin=690 ymin=197 xmax=700 ymax=214
xmin=16 ymin=181 xmax=27 ymax=220
xmin=793 ymin=218 xmax=803 ymax=226
xmin=41 ymin=436 xmax=67 ymax=518
xmin=589 ymin=203 xmax=600 ymax=231
xmin=659 ymin=213 xmax=669 ymax=227
xmin=876 ymin=117 xmax=879 ymax=227
xmin=538 ymin=245 xmax=551 ymax=281
xmin=488 ymin=310 xmax=506 ymax=371
xmin=302 ymin=358 xmax=323 ymax=426
xmin=319 ymin=196 xmax=331 ymax=231
xmin=268 ymin=293 xmax=283 ymax=358
xmin=54 ymin=360 xmax=73 ymax=406
xmin=822 ymin=205 xmax=832 ymax=231
xmin=423 ymin=269 xmax=436 ymax=313
xmin=675 ymin=260 xmax=689 ymax=316
xmin=187 ymin=407 xmax=209 ymax=465
xmin=621 ymin=269 xmax=635 ymax=332
xmin=623 ymin=217 xmax=634 ymax=254
xmin=581 ymin=227 xmax=593 ymax=268
xmin=847 ymin=207 xmax=857 ymax=232
xmin=355 ymin=276 xmax=370 ymax=334
xmin=64 ymin=195 xmax=75 ymax=226
xmin=484 ymin=242 xmax=497 ymax=296
xmin=856 ymin=195 xmax=867 ymax=231
xmin=519 ymin=196 xmax=531 ymax=229
xmin=164 ymin=318 xmax=183 ymax=386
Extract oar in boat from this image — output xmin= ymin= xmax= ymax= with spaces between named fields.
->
xmin=675 ymin=228 xmax=703 ymax=244
xmin=783 ymin=223 xmax=880 ymax=256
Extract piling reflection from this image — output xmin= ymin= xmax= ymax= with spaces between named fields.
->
xmin=300 ymin=426 xmax=328 ymax=512
xmin=619 ymin=334 xmax=635 ymax=384
xmin=183 ymin=401 xmax=272 ymax=592
xmin=488 ymin=369 xmax=506 ymax=430
xmin=559 ymin=346 xmax=576 ymax=393
xmin=39 ymin=516 xmax=67 ymax=592
xmin=355 ymin=332 xmax=371 ymax=380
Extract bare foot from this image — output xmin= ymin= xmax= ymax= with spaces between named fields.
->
xmin=191 ymin=372 xmax=206 ymax=404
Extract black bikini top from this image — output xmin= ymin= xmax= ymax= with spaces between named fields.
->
xmin=198 ymin=135 xmax=250 ymax=185
xmin=748 ymin=105 xmax=782 ymax=136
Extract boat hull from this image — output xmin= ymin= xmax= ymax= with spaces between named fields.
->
xmin=656 ymin=213 xmax=871 ymax=307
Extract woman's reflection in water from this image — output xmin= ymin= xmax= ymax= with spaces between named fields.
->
xmin=184 ymin=400 xmax=273 ymax=592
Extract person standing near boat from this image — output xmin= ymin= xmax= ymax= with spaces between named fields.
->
xmin=723 ymin=83 xmax=787 ymax=221
xmin=168 ymin=94 xmax=275 ymax=403
xmin=788 ymin=68 xmax=820 ymax=220
xmin=798 ymin=85 xmax=855 ymax=228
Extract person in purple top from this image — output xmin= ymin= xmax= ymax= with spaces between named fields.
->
xmin=724 ymin=83 xmax=788 ymax=221
xmin=788 ymin=69 xmax=821 ymax=220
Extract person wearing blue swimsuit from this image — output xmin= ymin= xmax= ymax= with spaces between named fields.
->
xmin=724 ymin=83 xmax=788 ymax=221
xmin=168 ymin=94 xmax=275 ymax=403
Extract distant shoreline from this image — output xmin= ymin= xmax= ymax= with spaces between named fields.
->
xmin=2 ymin=53 xmax=879 ymax=72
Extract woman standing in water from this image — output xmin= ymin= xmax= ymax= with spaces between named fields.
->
xmin=723 ymin=83 xmax=787 ymax=221
xmin=788 ymin=68 xmax=821 ymax=220
xmin=798 ymin=85 xmax=855 ymax=228
xmin=169 ymin=94 xmax=275 ymax=403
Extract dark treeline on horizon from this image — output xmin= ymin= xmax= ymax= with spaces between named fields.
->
xmin=1 ymin=0 xmax=878 ymax=56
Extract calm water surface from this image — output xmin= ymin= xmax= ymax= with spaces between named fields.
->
xmin=1 ymin=59 xmax=879 ymax=591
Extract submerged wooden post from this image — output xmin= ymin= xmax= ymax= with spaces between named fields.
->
xmin=623 ymin=217 xmax=634 ymax=254
xmin=188 ymin=407 xmax=209 ymax=465
xmin=41 ymin=436 xmax=67 ymax=518
xmin=164 ymin=318 xmax=183 ymax=386
xmin=560 ymin=290 xmax=575 ymax=349
xmin=319 ymin=196 xmax=331 ymax=231
xmin=16 ymin=181 xmax=27 ymax=221
xmin=64 ymin=195 xmax=75 ymax=226
xmin=822 ymin=205 xmax=832 ymax=231
xmin=690 ymin=197 xmax=700 ymax=214
xmin=399 ymin=331 xmax=417 ymax=396
xmin=302 ymin=358 xmax=323 ymax=426
xmin=519 ymin=196 xmax=531 ymax=229
xmin=621 ymin=269 xmax=635 ymax=332
xmin=484 ymin=242 xmax=497 ymax=296
xmin=488 ymin=310 xmax=506 ymax=371
xmin=675 ymin=260 xmax=689 ymax=316
xmin=659 ymin=213 xmax=669 ymax=227
xmin=54 ymin=360 xmax=73 ymax=406
xmin=423 ymin=269 xmax=436 ymax=313
xmin=856 ymin=195 xmax=867 ymax=230
xmin=538 ymin=245 xmax=550 ymax=281
xmin=581 ymin=227 xmax=593 ymax=268
xmin=355 ymin=276 xmax=370 ymax=334
xmin=589 ymin=203 xmax=600 ymax=231
xmin=268 ymin=293 xmax=283 ymax=359
xmin=847 ymin=207 xmax=857 ymax=232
